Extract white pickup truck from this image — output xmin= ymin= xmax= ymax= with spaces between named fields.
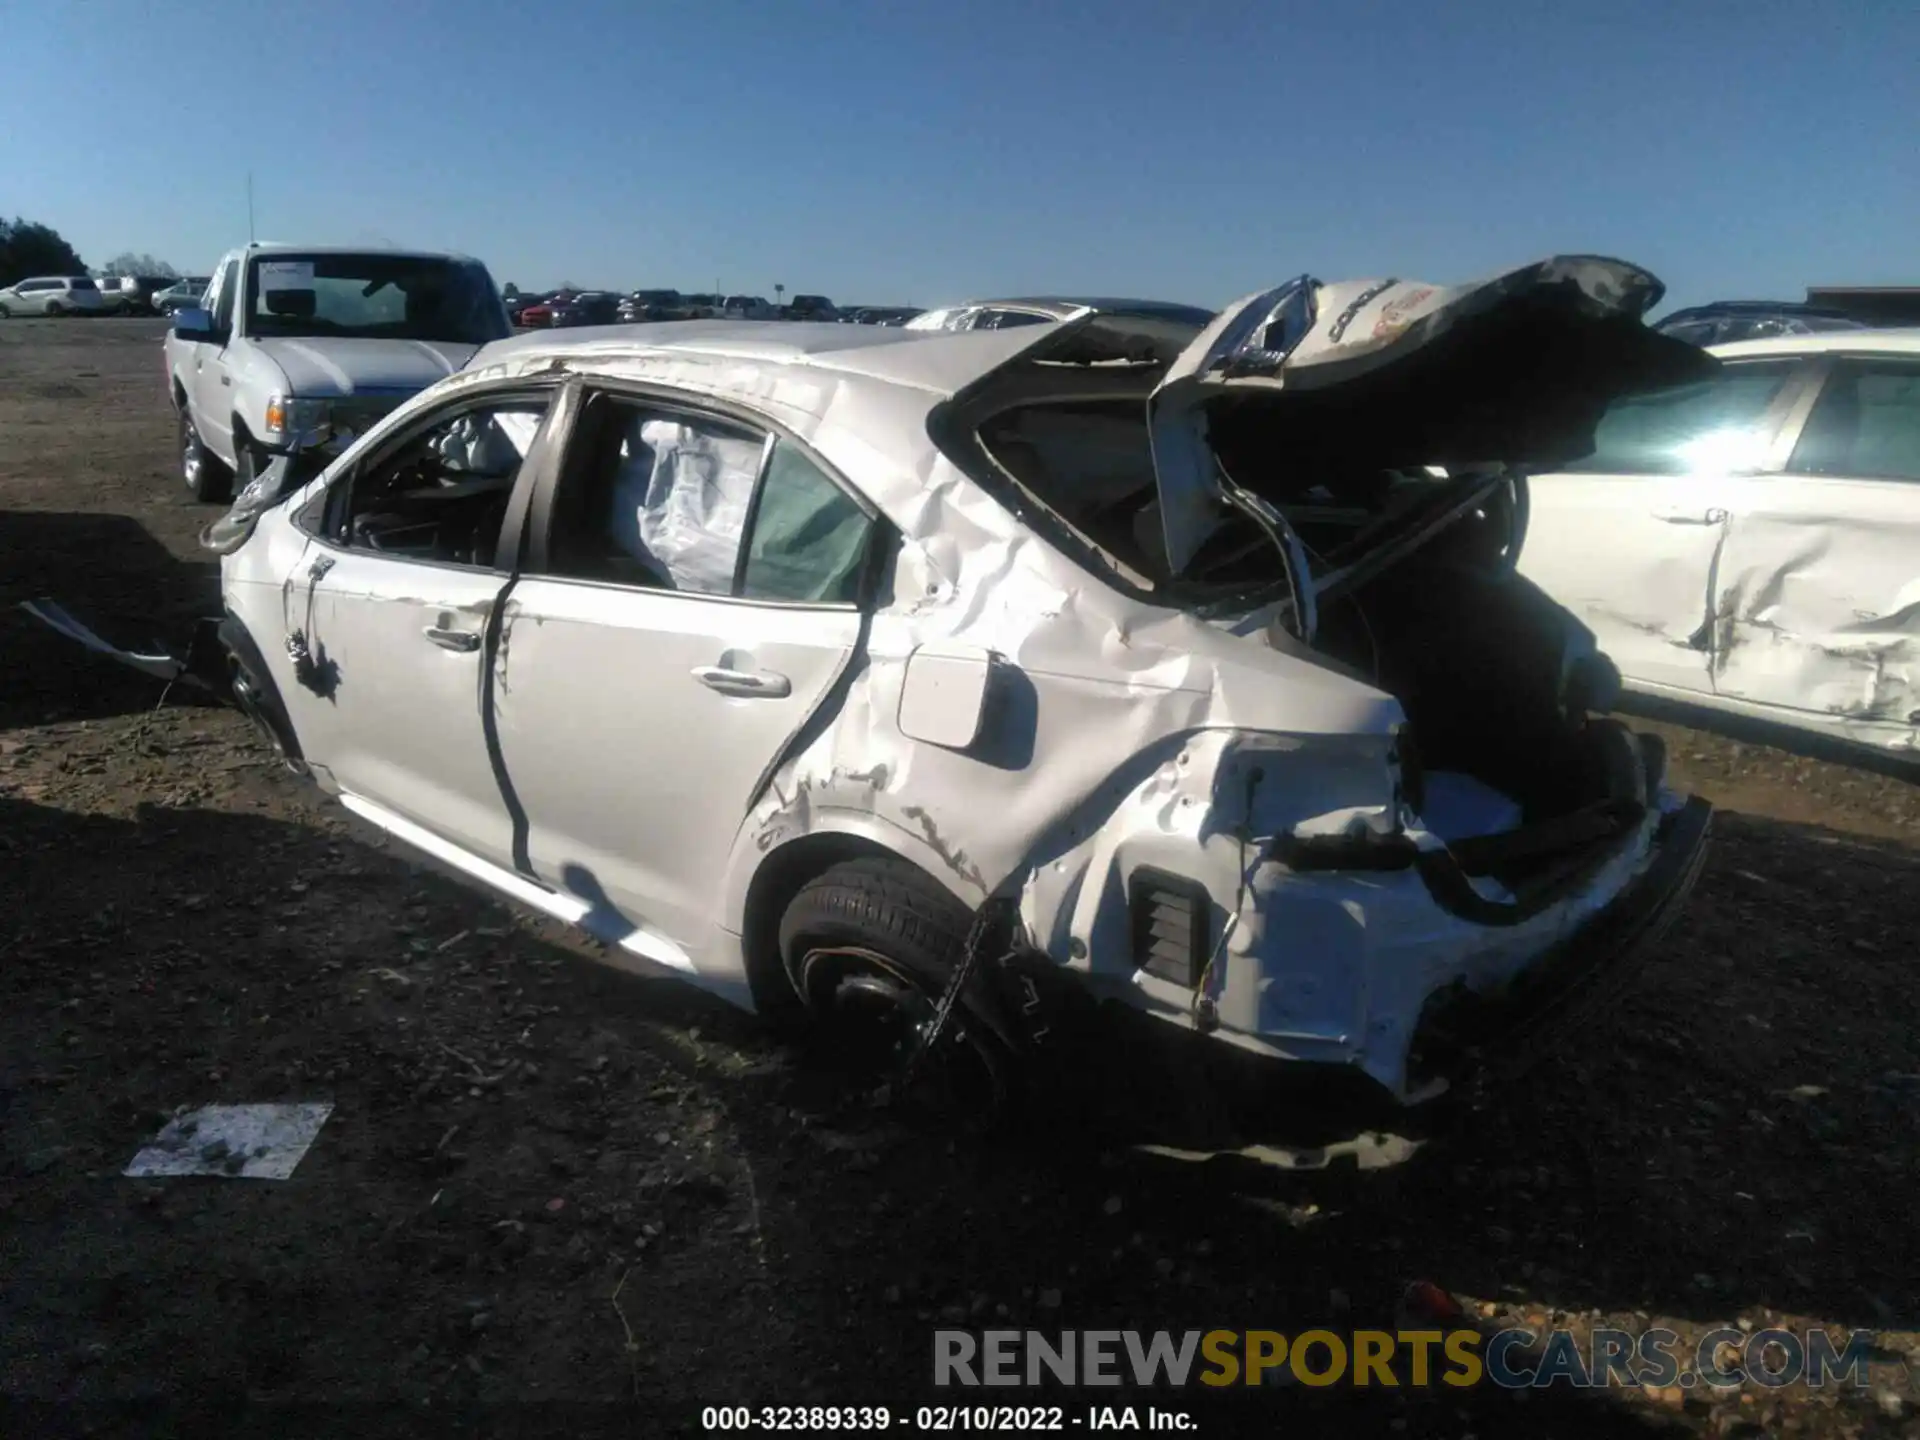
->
xmin=165 ymin=243 xmax=512 ymax=501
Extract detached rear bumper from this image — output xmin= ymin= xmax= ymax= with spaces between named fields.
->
xmin=1405 ymin=794 xmax=1713 ymax=1093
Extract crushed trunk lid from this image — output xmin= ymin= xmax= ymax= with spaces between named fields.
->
xmin=1147 ymin=255 xmax=1718 ymax=574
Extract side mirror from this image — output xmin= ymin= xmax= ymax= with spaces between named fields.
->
xmin=172 ymin=307 xmax=216 ymax=342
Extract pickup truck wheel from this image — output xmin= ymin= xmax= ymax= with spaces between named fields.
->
xmin=778 ymin=858 xmax=1010 ymax=1120
xmin=180 ymin=411 xmax=233 ymax=503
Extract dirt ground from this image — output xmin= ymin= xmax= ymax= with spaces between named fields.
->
xmin=2 ymin=317 xmax=1918 ymax=1439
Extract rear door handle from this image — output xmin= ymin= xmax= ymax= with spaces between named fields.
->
xmin=692 ymin=665 xmax=792 ymax=698
xmin=423 ymin=625 xmax=481 ymax=653
xmin=1652 ymin=506 xmax=1728 ymax=525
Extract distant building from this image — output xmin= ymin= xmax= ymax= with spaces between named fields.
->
xmin=1805 ymin=287 xmax=1920 ymax=326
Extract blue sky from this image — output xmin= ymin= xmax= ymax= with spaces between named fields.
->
xmin=3 ymin=0 xmax=1913 ymax=313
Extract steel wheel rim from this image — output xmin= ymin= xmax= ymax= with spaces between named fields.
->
xmin=182 ymin=417 xmax=203 ymax=490
xmin=793 ymin=943 xmax=1005 ymax=1113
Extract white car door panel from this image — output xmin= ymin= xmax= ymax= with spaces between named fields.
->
xmin=283 ymin=550 xmax=518 ymax=866
xmin=272 ymin=389 xmax=567 ymax=869
xmin=1519 ymin=474 xmax=1725 ymax=694
xmin=194 ymin=256 xmax=241 ymax=462
xmin=1518 ymin=356 xmax=1809 ymax=699
xmin=496 ymin=393 xmax=882 ymax=960
xmin=493 ymin=580 xmax=862 ymax=952
xmin=1710 ymin=478 xmax=1920 ymax=721
xmin=1710 ymin=357 xmax=1920 ymax=727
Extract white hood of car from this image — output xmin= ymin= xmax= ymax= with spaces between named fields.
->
xmin=255 ymin=337 xmax=477 ymax=399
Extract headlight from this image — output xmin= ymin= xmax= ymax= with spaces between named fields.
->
xmin=263 ymin=394 xmax=332 ymax=445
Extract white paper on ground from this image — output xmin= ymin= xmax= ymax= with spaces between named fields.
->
xmin=124 ymin=1103 xmax=333 ymax=1180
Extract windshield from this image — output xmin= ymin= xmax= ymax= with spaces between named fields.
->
xmin=246 ymin=254 xmax=509 ymax=344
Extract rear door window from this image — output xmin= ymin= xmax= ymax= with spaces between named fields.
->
xmin=740 ymin=440 xmax=874 ymax=604
xmin=1562 ymin=360 xmax=1801 ymax=474
xmin=1787 ymin=360 xmax=1920 ymax=482
xmin=537 ymin=393 xmax=879 ymax=605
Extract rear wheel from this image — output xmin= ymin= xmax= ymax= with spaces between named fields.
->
xmin=778 ymin=858 xmax=1010 ymax=1121
xmin=181 ymin=409 xmax=232 ymax=503
xmin=46 ymin=301 xmax=66 ymax=317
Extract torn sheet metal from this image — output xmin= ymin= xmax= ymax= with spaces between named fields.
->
xmin=201 ymin=450 xmax=332 ymax=554
xmin=18 ymin=598 xmax=190 ymax=683
xmin=124 ymin=1103 xmax=333 ymax=1180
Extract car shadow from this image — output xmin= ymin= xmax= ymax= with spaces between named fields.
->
xmin=0 ymin=509 xmax=223 ymax=729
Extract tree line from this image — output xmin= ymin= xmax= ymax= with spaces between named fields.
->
xmin=1 ymin=214 xmax=182 ymax=288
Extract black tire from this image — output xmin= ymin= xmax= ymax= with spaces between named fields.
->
xmin=180 ymin=409 xmax=232 ymax=503
xmin=778 ymin=858 xmax=1010 ymax=1118
xmin=0 ymin=303 xmax=11 ymax=319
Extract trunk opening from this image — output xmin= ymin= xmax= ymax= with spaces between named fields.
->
xmin=968 ymin=396 xmax=1647 ymax=892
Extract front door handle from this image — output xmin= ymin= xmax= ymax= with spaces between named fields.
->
xmin=423 ymin=625 xmax=481 ymax=653
xmin=692 ymin=665 xmax=792 ymax=699
xmin=1652 ymin=506 xmax=1728 ymax=525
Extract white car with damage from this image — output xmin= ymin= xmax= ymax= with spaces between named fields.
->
xmin=1522 ymin=328 xmax=1920 ymax=764
xmin=203 ymin=255 xmax=1715 ymax=1119
xmin=165 ymin=243 xmax=512 ymax=504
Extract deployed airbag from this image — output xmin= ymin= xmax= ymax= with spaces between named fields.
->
xmin=607 ymin=416 xmax=763 ymax=593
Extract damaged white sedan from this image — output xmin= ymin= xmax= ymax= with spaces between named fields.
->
xmin=208 ymin=255 xmax=1714 ymax=1116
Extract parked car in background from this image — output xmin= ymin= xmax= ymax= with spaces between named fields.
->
xmin=206 ymin=255 xmax=1712 ymax=1118
xmin=152 ymin=277 xmax=214 ymax=315
xmin=680 ymin=294 xmax=722 ymax=318
xmin=859 ymin=307 xmax=921 ymax=326
xmin=905 ymin=296 xmax=1216 ymax=333
xmin=551 ymin=292 xmax=622 ymax=328
xmin=1520 ymin=327 xmax=1920 ymax=764
xmin=1654 ymin=301 xmax=1866 ymax=347
xmin=165 ymin=242 xmax=512 ymax=502
xmin=515 ymin=292 xmax=573 ymax=328
xmin=0 ymin=275 xmax=106 ymax=317
xmin=94 ymin=275 xmax=176 ymax=315
xmin=617 ymin=289 xmax=685 ymax=322
xmin=505 ymin=292 xmax=550 ymax=325
xmin=720 ymin=294 xmax=774 ymax=319
xmin=783 ymin=294 xmax=838 ymax=322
